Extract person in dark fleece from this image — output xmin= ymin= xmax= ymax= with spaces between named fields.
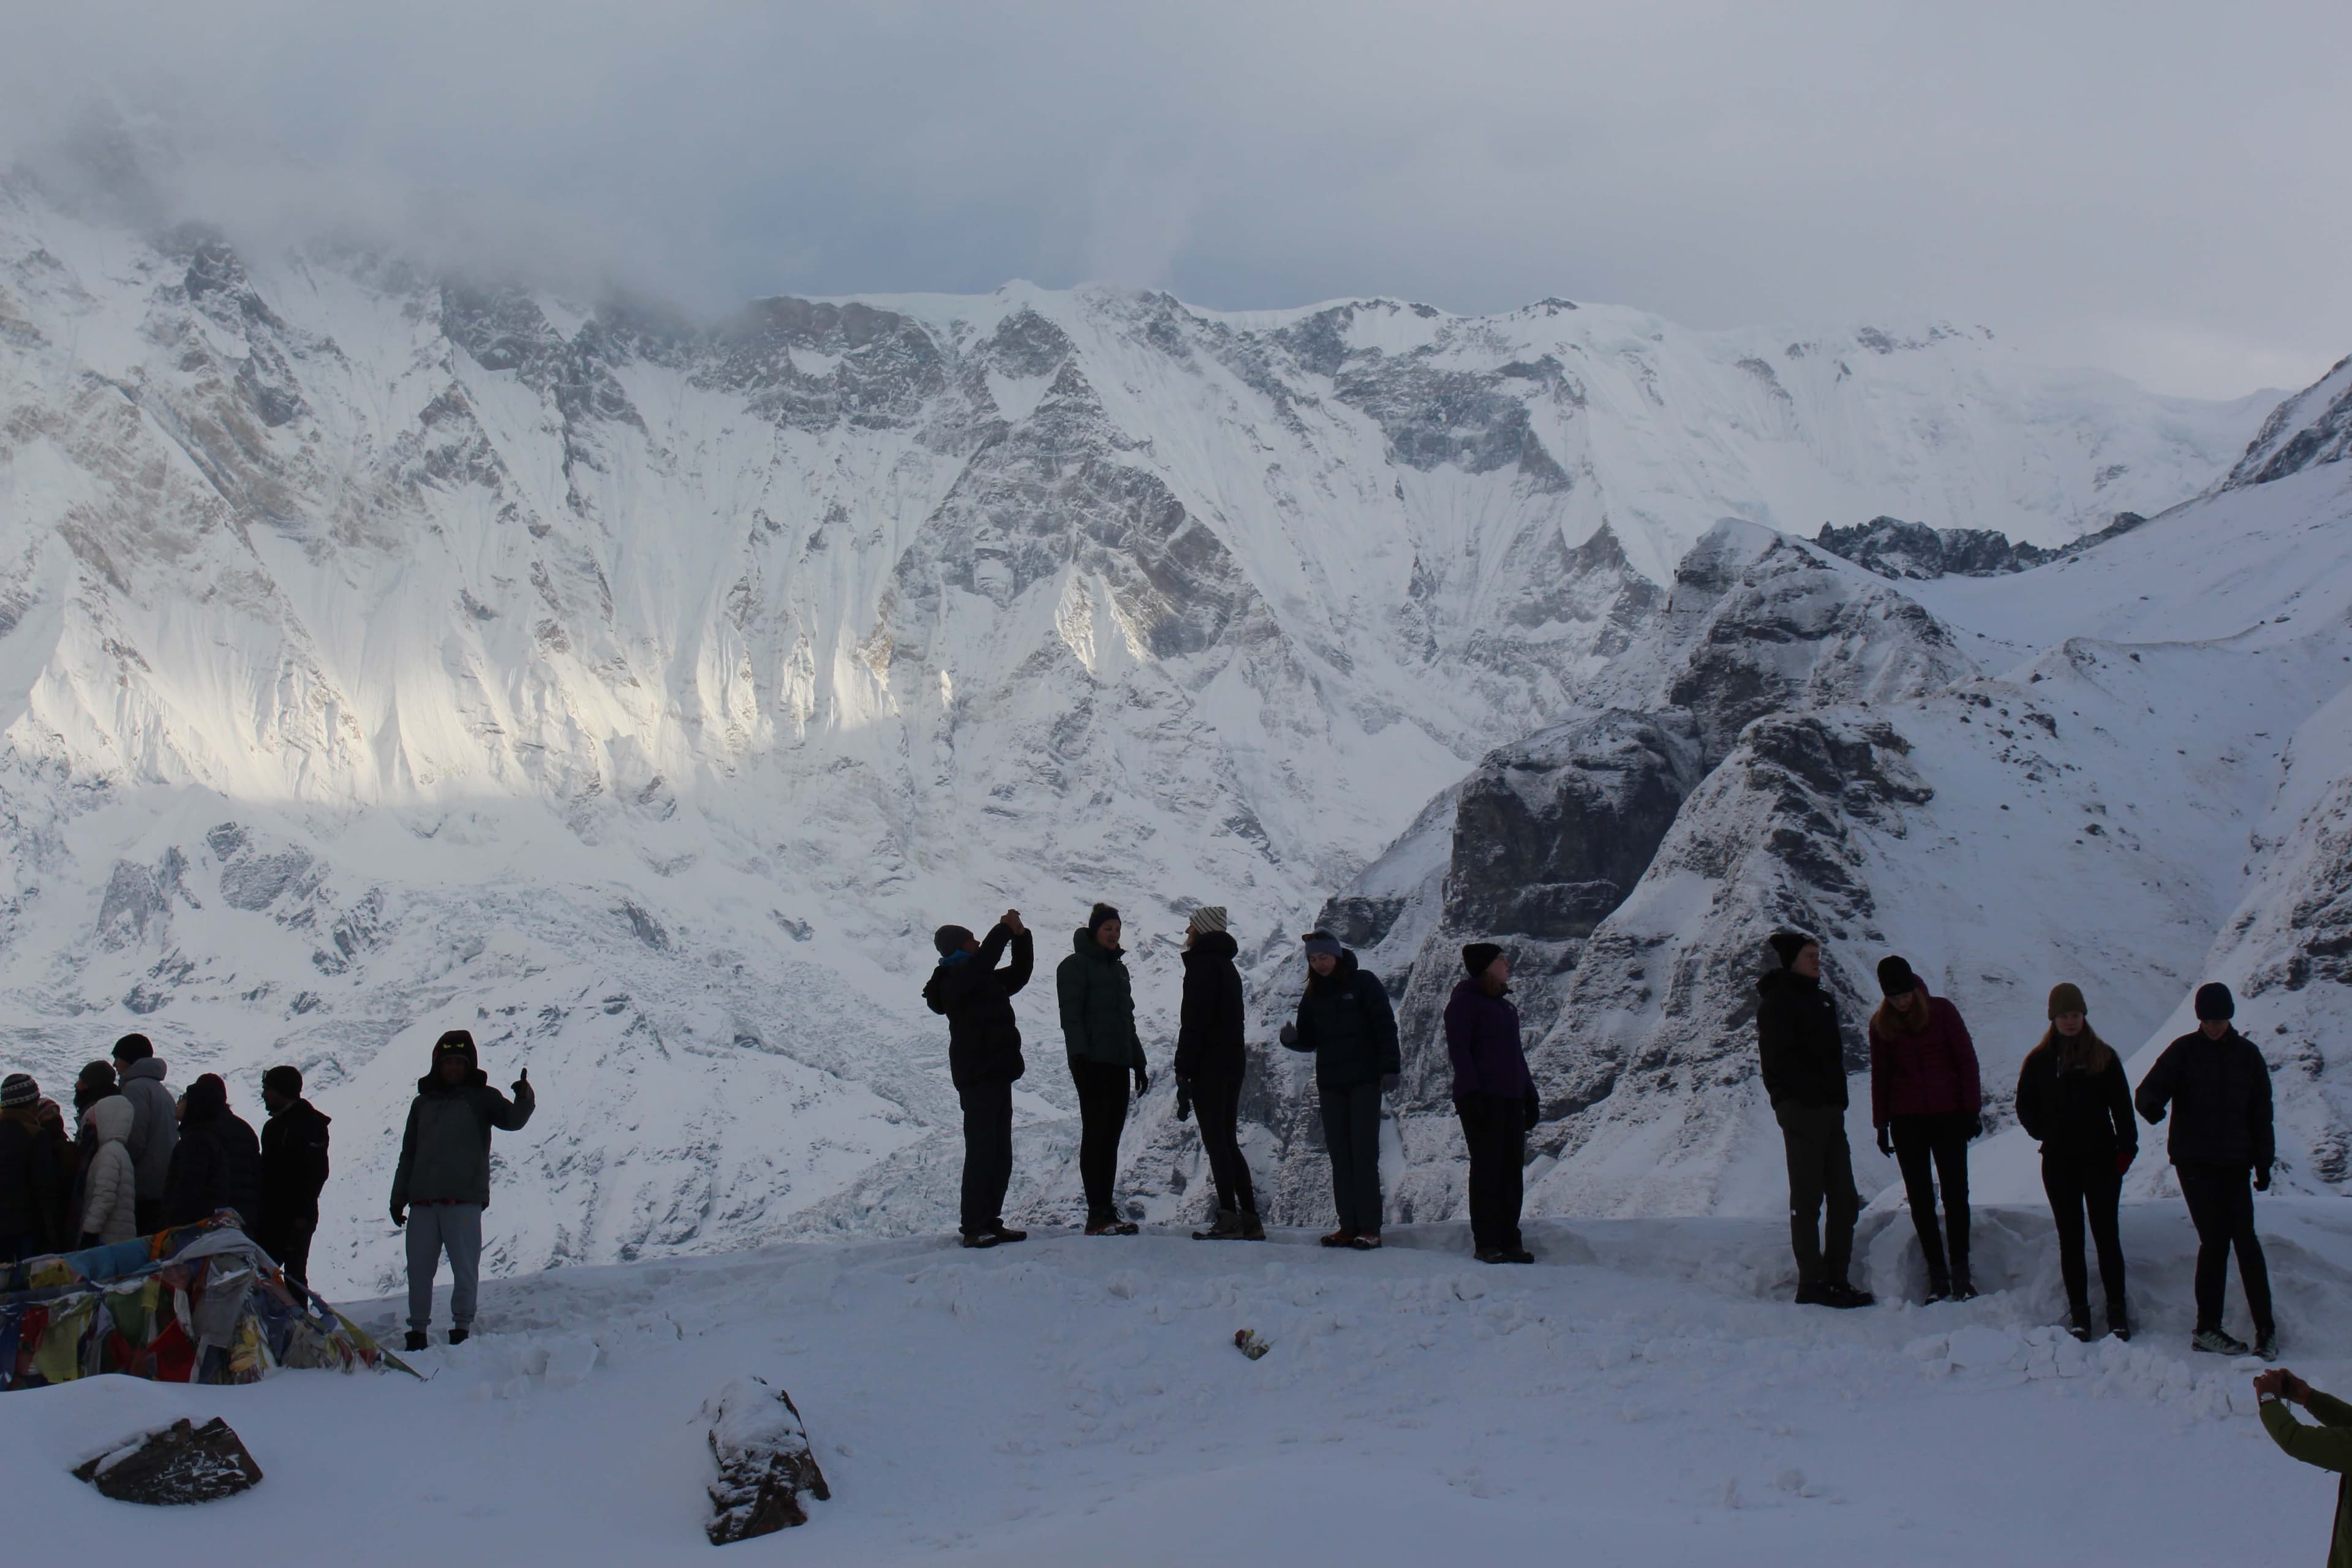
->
xmin=164 ymin=1072 xmax=262 ymax=1231
xmin=390 ymin=1030 xmax=535 ymax=1352
xmin=1757 ymin=932 xmax=1872 ymax=1308
xmin=256 ymin=1065 xmax=333 ymax=1292
xmin=0 ymin=1072 xmax=62 ymax=1262
xmin=1869 ymin=954 xmax=1985 ymax=1302
xmin=2015 ymin=982 xmax=2136 ymax=1341
xmin=2253 ymin=1366 xmax=2352 ymax=1568
xmin=924 ymin=910 xmax=1035 ymax=1250
xmin=1280 ymin=931 xmax=1400 ymax=1251
xmin=1446 ymin=942 xmax=1538 ymax=1265
xmin=111 ymin=1032 xmax=178 ymax=1235
xmin=2136 ymin=981 xmax=2278 ymax=1359
xmin=1174 ymin=906 xmax=1262 ymax=1241
xmin=1058 ymin=902 xmax=1149 ymax=1235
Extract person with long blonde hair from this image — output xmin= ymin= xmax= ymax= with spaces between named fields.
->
xmin=2015 ymin=984 xmax=2136 ymax=1341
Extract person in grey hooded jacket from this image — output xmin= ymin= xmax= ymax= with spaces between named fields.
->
xmin=390 ymin=1030 xmax=534 ymax=1351
xmin=110 ymin=1033 xmax=177 ymax=1234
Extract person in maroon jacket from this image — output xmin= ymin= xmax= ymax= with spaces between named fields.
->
xmin=1869 ymin=955 xmax=1985 ymax=1301
xmin=1445 ymin=943 xmax=1539 ymax=1265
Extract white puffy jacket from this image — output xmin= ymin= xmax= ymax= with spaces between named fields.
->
xmin=80 ymin=1096 xmax=139 ymax=1243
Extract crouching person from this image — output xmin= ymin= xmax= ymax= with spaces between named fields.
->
xmin=391 ymin=1030 xmax=533 ymax=1351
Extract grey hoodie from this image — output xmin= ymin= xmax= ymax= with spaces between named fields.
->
xmin=117 ymin=1057 xmax=178 ymax=1202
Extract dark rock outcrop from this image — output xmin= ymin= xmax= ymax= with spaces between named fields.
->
xmin=705 ymin=1376 xmax=832 ymax=1545
xmin=74 ymin=1418 xmax=263 ymax=1504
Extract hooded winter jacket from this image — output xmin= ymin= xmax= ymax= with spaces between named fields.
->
xmin=78 ymin=1096 xmax=139 ymax=1243
xmin=0 ymin=1109 xmax=60 ymax=1250
xmin=1281 ymin=949 xmax=1400 ymax=1092
xmin=165 ymin=1077 xmax=262 ymax=1229
xmin=1444 ymin=978 xmax=1536 ymax=1101
xmin=1756 ymin=967 xmax=1848 ymax=1110
xmin=260 ymin=1098 xmax=333 ymax=1234
xmin=2015 ymin=1041 xmax=2135 ymax=1161
xmin=116 ymin=1057 xmax=178 ymax=1202
xmin=391 ymin=1046 xmax=535 ymax=1211
xmin=1868 ymin=992 xmax=1983 ymax=1128
xmin=2258 ymin=1389 xmax=2352 ymax=1568
xmin=1058 ymin=930 xmax=1146 ymax=1071
xmin=1174 ymin=931 xmax=1246 ymax=1083
xmin=2135 ymin=1027 xmax=2275 ymax=1170
xmin=925 ymin=923 xmax=1034 ymax=1089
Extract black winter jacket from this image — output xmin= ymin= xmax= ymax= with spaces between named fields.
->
xmin=1757 ymin=967 xmax=1849 ymax=1110
xmin=391 ymin=1068 xmax=535 ymax=1210
xmin=2136 ymin=1027 xmax=2275 ymax=1171
xmin=2015 ymin=1043 xmax=2136 ymax=1161
xmin=1282 ymin=950 xmax=1400 ymax=1091
xmin=259 ymin=1098 xmax=333 ymax=1232
xmin=1058 ymin=930 xmax=1146 ymax=1071
xmin=1174 ymin=932 xmax=1246 ymax=1083
xmin=166 ymin=1084 xmax=263 ymax=1229
xmin=925 ymin=924 xmax=1034 ymax=1090
xmin=0 ymin=1114 xmax=62 ymax=1250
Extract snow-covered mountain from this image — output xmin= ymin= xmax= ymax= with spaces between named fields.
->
xmin=0 ymin=144 xmax=2317 ymax=1297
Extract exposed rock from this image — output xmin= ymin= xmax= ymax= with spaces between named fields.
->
xmin=1815 ymin=511 xmax=2150 ymax=581
xmin=704 ymin=1376 xmax=832 ymax=1545
xmin=2226 ymin=352 xmax=2352 ymax=488
xmin=73 ymin=1417 xmax=263 ymax=1505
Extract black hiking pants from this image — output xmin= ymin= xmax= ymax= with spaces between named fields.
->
xmin=1890 ymin=1110 xmax=1974 ymax=1286
xmin=1189 ymin=1075 xmax=1256 ymax=1216
xmin=1774 ymin=1101 xmax=1858 ymax=1287
xmin=958 ymin=1080 xmax=1015 ymax=1236
xmin=1071 ymin=1060 xmax=1131 ymax=1223
xmin=2176 ymin=1161 xmax=2274 ymax=1337
xmin=1320 ymin=1082 xmax=1384 ymax=1235
xmin=1455 ymin=1093 xmax=1526 ymax=1254
xmin=2041 ymin=1150 xmax=2127 ymax=1328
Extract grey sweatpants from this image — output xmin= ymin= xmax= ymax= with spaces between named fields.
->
xmin=405 ymin=1201 xmax=483 ymax=1332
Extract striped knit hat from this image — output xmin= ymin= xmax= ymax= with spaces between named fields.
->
xmin=0 ymin=1072 xmax=36 ymax=1110
xmin=1188 ymin=906 xmax=1229 ymax=935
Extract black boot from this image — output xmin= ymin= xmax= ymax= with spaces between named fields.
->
xmin=1924 ymin=1269 xmax=1952 ymax=1305
xmin=1193 ymin=1208 xmax=1245 ymax=1241
xmin=448 ymin=1327 xmax=469 ymax=1346
xmin=403 ymin=1330 xmax=429 ymax=1353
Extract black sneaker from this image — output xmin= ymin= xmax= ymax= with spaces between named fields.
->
xmin=1474 ymin=1248 xmax=1511 ymax=1265
xmin=1793 ymin=1281 xmax=1825 ymax=1306
xmin=1347 ymin=1232 xmax=1383 ymax=1251
xmin=2255 ymin=1330 xmax=2281 ymax=1362
xmin=2108 ymin=1322 xmax=2132 ymax=1343
xmin=1503 ymin=1249 xmax=1536 ymax=1265
xmin=403 ymin=1330 xmax=429 ymax=1353
xmin=1923 ymin=1278 xmax=1952 ymax=1305
xmin=2067 ymin=1324 xmax=2092 ymax=1343
xmin=959 ymin=1231 xmax=1001 ymax=1250
xmin=1948 ymin=1278 xmax=1980 ymax=1303
xmin=2192 ymin=1327 xmax=2250 ymax=1356
xmin=448 ymin=1327 xmax=470 ymax=1346
xmin=1194 ymin=1212 xmax=1245 ymax=1241
xmin=987 ymin=1225 xmax=1027 ymax=1245
xmin=1821 ymin=1281 xmax=1875 ymax=1310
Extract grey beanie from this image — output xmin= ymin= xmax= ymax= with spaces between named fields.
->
xmin=1302 ymin=931 xmax=1344 ymax=959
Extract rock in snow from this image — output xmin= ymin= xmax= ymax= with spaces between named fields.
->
xmin=72 ymin=1417 xmax=264 ymax=1505
xmin=704 ymin=1376 xmax=832 ymax=1544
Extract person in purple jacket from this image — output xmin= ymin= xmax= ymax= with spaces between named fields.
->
xmin=1446 ymin=943 xmax=1540 ymax=1265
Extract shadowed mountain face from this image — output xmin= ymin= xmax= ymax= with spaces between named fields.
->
xmin=0 ymin=158 xmax=2305 ymax=1290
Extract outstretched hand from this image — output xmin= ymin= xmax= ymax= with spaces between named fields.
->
xmin=514 ymin=1068 xmax=530 ymax=1098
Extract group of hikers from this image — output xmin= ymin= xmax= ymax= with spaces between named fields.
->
xmin=1758 ymin=931 xmax=2282 ymax=1359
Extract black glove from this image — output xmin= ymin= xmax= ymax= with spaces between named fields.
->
xmin=1379 ymin=1072 xmax=1400 ymax=1094
xmin=1876 ymin=1125 xmax=1894 ymax=1158
xmin=2255 ymin=1166 xmax=2272 ymax=1193
xmin=1279 ymin=1022 xmax=1298 ymax=1049
xmin=1174 ymin=1081 xmax=1192 ymax=1123
xmin=390 ymin=1202 xmax=407 ymax=1229
xmin=1522 ymin=1095 xmax=1541 ymax=1133
xmin=1133 ymin=1066 xmax=1150 ymax=1096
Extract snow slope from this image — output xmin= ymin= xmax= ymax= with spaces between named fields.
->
xmin=5 ymin=1208 xmax=2350 ymax=1566
xmin=0 ymin=145 xmax=2288 ymax=1295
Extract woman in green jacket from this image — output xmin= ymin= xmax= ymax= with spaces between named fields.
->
xmin=2255 ymin=1368 xmax=2352 ymax=1568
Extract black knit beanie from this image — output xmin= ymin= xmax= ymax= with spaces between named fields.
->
xmin=1087 ymin=903 xmax=1121 ymax=935
xmin=934 ymin=924 xmax=976 ymax=957
xmin=1767 ymin=932 xmax=1815 ymax=970
xmin=1462 ymin=942 xmax=1504 ymax=978
xmin=262 ymin=1065 xmax=303 ymax=1097
xmin=112 ymin=1032 xmax=154 ymax=1063
xmin=1877 ymin=955 xmax=1918 ymax=1000
xmin=2194 ymin=982 xmax=2235 ymax=1022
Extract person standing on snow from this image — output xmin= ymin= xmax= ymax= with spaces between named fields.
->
xmin=390 ymin=1030 xmax=535 ymax=1352
xmin=69 ymin=1061 xmax=119 ymax=1229
xmin=1058 ymin=903 xmax=1148 ymax=1236
xmin=75 ymin=1095 xmax=140 ymax=1247
xmin=925 ymin=911 xmax=1035 ymax=1250
xmin=2252 ymin=1367 xmax=2352 ymax=1568
xmin=2015 ymin=982 xmax=2136 ymax=1341
xmin=1174 ymin=906 xmax=1262 ymax=1241
xmin=1757 ymin=932 xmax=1872 ymax=1308
xmin=1280 ymin=930 xmax=1400 ymax=1251
xmin=164 ymin=1072 xmax=262 ymax=1230
xmin=1869 ymin=955 xmax=1985 ymax=1302
xmin=0 ymin=1073 xmax=62 ymax=1262
xmin=1446 ymin=943 xmax=1538 ymax=1265
xmin=257 ymin=1066 xmax=333 ymax=1292
xmin=111 ymin=1033 xmax=178 ymax=1235
xmin=2136 ymin=982 xmax=2277 ymax=1359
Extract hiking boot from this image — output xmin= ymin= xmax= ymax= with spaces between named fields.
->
xmin=2192 ymin=1327 xmax=2250 ymax=1356
xmin=959 ymin=1231 xmax=1001 ymax=1250
xmin=448 ymin=1327 xmax=470 ymax=1346
xmin=2108 ymin=1321 xmax=2132 ymax=1343
xmin=2255 ymin=1329 xmax=2281 ymax=1362
xmin=1502 ymin=1248 xmax=1536 ymax=1265
xmin=1319 ymin=1229 xmax=1357 ymax=1248
xmin=1475 ymin=1247 xmax=1511 ymax=1265
xmin=1948 ymin=1275 xmax=1979 ymax=1303
xmin=987 ymin=1225 xmax=1027 ymax=1245
xmin=1923 ymin=1273 xmax=1952 ymax=1305
xmin=1238 ymin=1211 xmax=1267 ymax=1242
xmin=404 ymin=1330 xmax=429 ymax=1353
xmin=1793 ymin=1280 xmax=1825 ymax=1306
xmin=1193 ymin=1210 xmax=1245 ymax=1241
xmin=1347 ymin=1232 xmax=1384 ymax=1251
xmin=1820 ymin=1281 xmax=1875 ymax=1310
xmin=2066 ymin=1323 xmax=2092 ymax=1343
xmin=1085 ymin=1218 xmax=1139 ymax=1236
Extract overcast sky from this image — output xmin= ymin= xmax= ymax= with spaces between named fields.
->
xmin=7 ymin=1 xmax=2347 ymax=398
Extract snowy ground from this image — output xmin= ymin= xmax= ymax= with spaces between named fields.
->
xmin=7 ymin=1203 xmax=2350 ymax=1565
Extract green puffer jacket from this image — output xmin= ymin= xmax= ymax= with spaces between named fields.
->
xmin=1057 ymin=929 xmax=1146 ymax=1071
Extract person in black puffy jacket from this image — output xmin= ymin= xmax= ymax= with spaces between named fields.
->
xmin=164 ymin=1073 xmax=262 ymax=1230
xmin=925 ymin=911 xmax=1034 ymax=1250
xmin=2136 ymin=982 xmax=2277 ymax=1357
xmin=2015 ymin=982 xmax=2135 ymax=1341
xmin=1280 ymin=932 xmax=1399 ymax=1250
xmin=1755 ymin=932 xmax=1871 ymax=1310
xmin=1174 ymin=907 xmax=1259 ymax=1240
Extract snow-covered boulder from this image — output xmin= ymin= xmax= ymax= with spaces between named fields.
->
xmin=703 ymin=1376 xmax=832 ymax=1544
